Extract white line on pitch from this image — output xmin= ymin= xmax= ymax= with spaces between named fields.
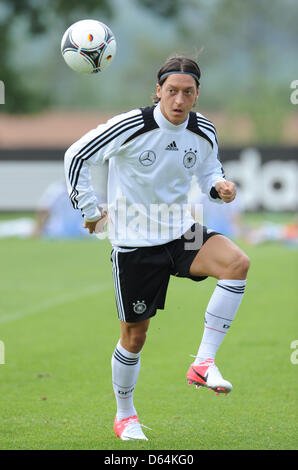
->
xmin=0 ymin=282 xmax=111 ymax=325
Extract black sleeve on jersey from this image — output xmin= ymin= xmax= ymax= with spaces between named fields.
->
xmin=187 ymin=112 xmax=214 ymax=148
xmin=121 ymin=106 xmax=159 ymax=146
xmin=68 ymin=112 xmax=144 ymax=210
xmin=187 ymin=112 xmax=226 ymax=200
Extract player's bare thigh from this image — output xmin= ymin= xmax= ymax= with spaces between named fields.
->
xmin=189 ymin=234 xmax=250 ymax=280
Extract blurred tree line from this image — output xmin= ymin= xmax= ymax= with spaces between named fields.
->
xmin=0 ymin=0 xmax=178 ymax=112
xmin=0 ymin=0 xmax=297 ymax=144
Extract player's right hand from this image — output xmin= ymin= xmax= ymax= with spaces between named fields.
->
xmin=84 ymin=211 xmax=107 ymax=234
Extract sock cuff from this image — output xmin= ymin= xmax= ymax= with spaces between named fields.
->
xmin=218 ymin=279 xmax=247 ymax=286
xmin=113 ymin=340 xmax=141 ymax=365
xmin=117 ymin=340 xmax=141 ymax=358
xmin=217 ymin=279 xmax=246 ymax=295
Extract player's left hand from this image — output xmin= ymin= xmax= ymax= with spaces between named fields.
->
xmin=215 ymin=181 xmax=236 ymax=203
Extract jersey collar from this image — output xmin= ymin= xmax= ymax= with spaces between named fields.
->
xmin=153 ymin=103 xmax=189 ymax=131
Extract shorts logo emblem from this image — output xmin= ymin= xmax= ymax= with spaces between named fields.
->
xmin=133 ymin=300 xmax=147 ymax=314
xmin=183 ymin=149 xmax=197 ymax=168
xmin=139 ymin=150 xmax=156 ymax=166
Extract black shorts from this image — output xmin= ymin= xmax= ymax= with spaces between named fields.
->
xmin=110 ymin=224 xmax=219 ymax=323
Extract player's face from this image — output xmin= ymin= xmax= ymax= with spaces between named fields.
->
xmin=156 ymin=74 xmax=199 ymax=125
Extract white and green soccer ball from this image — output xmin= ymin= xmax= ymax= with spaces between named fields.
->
xmin=61 ymin=19 xmax=117 ymax=74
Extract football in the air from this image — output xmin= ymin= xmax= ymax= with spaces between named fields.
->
xmin=61 ymin=19 xmax=117 ymax=74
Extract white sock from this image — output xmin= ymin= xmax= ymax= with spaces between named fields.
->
xmin=111 ymin=340 xmax=141 ymax=421
xmin=194 ymin=279 xmax=247 ymax=365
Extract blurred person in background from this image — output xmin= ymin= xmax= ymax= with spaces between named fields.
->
xmin=32 ymin=180 xmax=89 ymax=239
xmin=0 ymin=181 xmax=91 ymax=239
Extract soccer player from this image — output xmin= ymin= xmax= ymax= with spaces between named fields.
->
xmin=64 ymin=56 xmax=250 ymax=441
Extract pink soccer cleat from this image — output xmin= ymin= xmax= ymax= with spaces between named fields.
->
xmin=187 ymin=358 xmax=232 ymax=395
xmin=114 ymin=415 xmax=149 ymax=440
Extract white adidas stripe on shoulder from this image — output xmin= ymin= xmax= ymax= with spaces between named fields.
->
xmin=196 ymin=113 xmax=216 ymax=128
xmin=69 ymin=111 xmax=144 ymax=208
xmin=69 ymin=112 xmax=143 ymax=184
xmin=196 ymin=114 xmax=218 ymax=143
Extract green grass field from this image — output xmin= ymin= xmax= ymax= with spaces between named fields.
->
xmin=0 ymin=236 xmax=297 ymax=450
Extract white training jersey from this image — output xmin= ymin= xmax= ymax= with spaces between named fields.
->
xmin=64 ymin=103 xmax=225 ymax=247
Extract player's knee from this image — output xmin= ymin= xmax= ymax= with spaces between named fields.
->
xmin=242 ymin=254 xmax=250 ymax=276
xmin=128 ymin=331 xmax=147 ymax=353
xmin=121 ymin=322 xmax=148 ymax=353
xmin=230 ymin=252 xmax=250 ymax=279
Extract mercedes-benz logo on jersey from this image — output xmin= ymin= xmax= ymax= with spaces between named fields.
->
xmin=183 ymin=149 xmax=197 ymax=168
xmin=133 ymin=300 xmax=147 ymax=314
xmin=139 ymin=150 xmax=156 ymax=166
